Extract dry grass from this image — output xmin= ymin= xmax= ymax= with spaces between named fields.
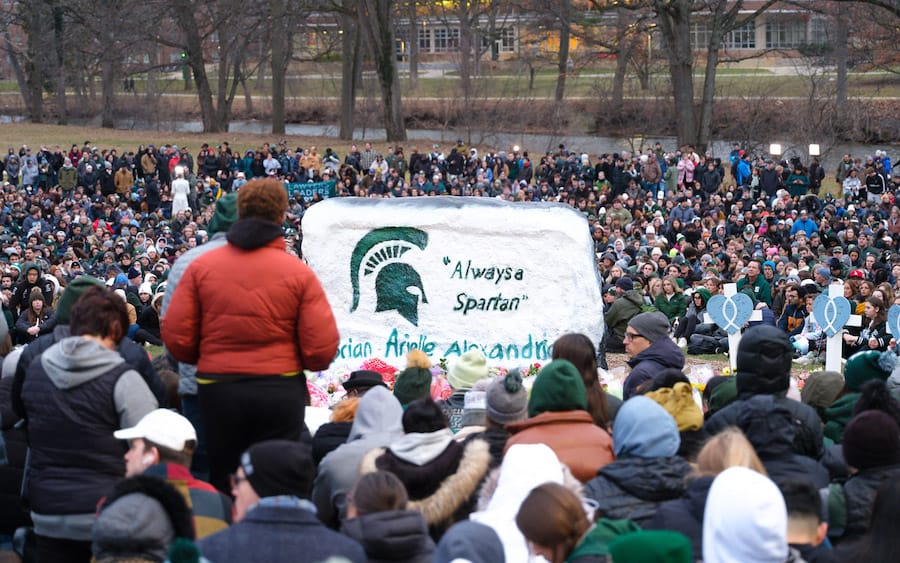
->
xmin=0 ymin=122 xmax=429 ymax=155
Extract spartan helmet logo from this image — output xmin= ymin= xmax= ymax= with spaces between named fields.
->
xmin=350 ymin=227 xmax=429 ymax=326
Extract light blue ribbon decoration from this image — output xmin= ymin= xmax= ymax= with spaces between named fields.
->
xmin=708 ymin=293 xmax=754 ymax=335
xmin=813 ymin=293 xmax=852 ymax=338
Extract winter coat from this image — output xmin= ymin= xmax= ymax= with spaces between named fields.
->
xmin=143 ymin=462 xmax=232 ymax=539
xmin=706 ymin=394 xmax=823 ymax=461
xmin=163 ymin=219 xmax=339 ymax=377
xmin=622 ymin=337 xmax=685 ymax=399
xmin=604 ymin=291 xmax=643 ymax=339
xmin=340 ymin=510 xmax=435 ymax=563
xmin=505 ymin=410 xmax=615 ymax=483
xmin=824 ymin=464 xmax=900 ymax=544
xmin=822 ymin=392 xmax=858 ymax=444
xmin=20 ymin=337 xmax=157 ymax=540
xmin=646 ymin=475 xmax=713 ymax=559
xmin=312 ymin=387 xmax=404 ymax=529
xmin=582 ymin=456 xmax=691 ymax=527
xmin=59 ymin=166 xmax=78 ymax=190
xmin=583 ymin=396 xmax=690 ymax=527
xmin=361 ymin=435 xmax=491 ymax=538
xmin=736 ymin=395 xmax=830 ymax=488
xmin=653 ymin=292 xmax=687 ymax=322
xmin=199 ymin=505 xmax=366 ymax=563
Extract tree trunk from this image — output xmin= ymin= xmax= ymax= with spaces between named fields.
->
xmin=24 ymin=7 xmax=45 ymax=123
xmin=172 ymin=0 xmax=219 ymax=132
xmin=611 ymin=40 xmax=632 ymax=110
xmin=408 ymin=0 xmax=418 ymax=89
xmin=271 ymin=0 xmax=291 ymax=135
xmin=361 ymin=0 xmax=406 ymax=141
xmin=101 ymin=55 xmax=115 ymax=128
xmin=656 ymin=1 xmax=698 ymax=148
xmin=458 ymin=2 xmax=472 ymax=104
xmin=697 ymin=34 xmax=723 ymax=152
xmin=4 ymin=32 xmax=33 ymax=116
xmin=554 ymin=0 xmax=571 ymax=103
xmin=834 ymin=9 xmax=848 ymax=108
xmin=53 ymin=2 xmax=66 ymax=125
xmin=339 ymin=1 xmax=360 ymax=140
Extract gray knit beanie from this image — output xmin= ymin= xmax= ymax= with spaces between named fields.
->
xmin=486 ymin=371 xmax=528 ymax=425
xmin=627 ymin=311 xmax=671 ymax=344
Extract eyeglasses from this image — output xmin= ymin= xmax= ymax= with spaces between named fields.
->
xmin=624 ymin=331 xmax=645 ymax=341
xmin=229 ymin=473 xmax=248 ymax=489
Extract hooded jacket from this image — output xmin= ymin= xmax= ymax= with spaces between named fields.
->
xmin=340 ymin=510 xmax=434 ymax=563
xmin=470 ymin=443 xmax=565 ymax=563
xmin=433 ymin=520 xmax=505 ymax=563
xmin=163 ymin=219 xmax=339 ymax=377
xmin=623 ymin=337 xmax=685 ymax=399
xmin=605 ymin=290 xmax=643 ymax=339
xmin=705 ymin=326 xmax=824 ymax=459
xmin=312 ymin=386 xmax=404 ymax=529
xmin=504 ymin=410 xmax=614 ymax=483
xmin=583 ymin=397 xmax=690 ymax=526
xmin=20 ymin=337 xmax=157 ymax=540
xmin=736 ymin=396 xmax=829 ymax=488
xmin=361 ymin=434 xmax=491 ymax=538
xmin=703 ymin=467 xmax=790 ymax=563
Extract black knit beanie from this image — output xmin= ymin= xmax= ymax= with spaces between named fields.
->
xmin=241 ymin=440 xmax=315 ymax=499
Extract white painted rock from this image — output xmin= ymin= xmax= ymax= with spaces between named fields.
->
xmin=301 ymin=197 xmax=605 ymax=373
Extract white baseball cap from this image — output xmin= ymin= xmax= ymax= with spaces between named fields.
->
xmin=114 ymin=409 xmax=197 ymax=451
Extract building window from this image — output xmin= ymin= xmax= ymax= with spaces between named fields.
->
xmin=725 ymin=20 xmax=756 ymax=49
xmin=432 ymin=28 xmax=459 ymax=52
xmin=499 ymin=27 xmax=516 ymax=53
xmin=418 ymin=28 xmax=431 ymax=52
xmin=765 ymin=19 xmax=807 ymax=49
xmin=808 ymin=17 xmax=828 ymax=44
xmin=690 ymin=21 xmax=712 ymax=50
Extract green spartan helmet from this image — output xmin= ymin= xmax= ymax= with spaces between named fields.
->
xmin=350 ymin=227 xmax=429 ymax=326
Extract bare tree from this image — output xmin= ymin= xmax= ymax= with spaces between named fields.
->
xmin=358 ymin=0 xmax=406 ymax=141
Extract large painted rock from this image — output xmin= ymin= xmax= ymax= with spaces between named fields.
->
xmin=301 ymin=197 xmax=605 ymax=373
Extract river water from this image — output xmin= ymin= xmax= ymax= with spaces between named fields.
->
xmin=4 ymin=114 xmax=894 ymax=172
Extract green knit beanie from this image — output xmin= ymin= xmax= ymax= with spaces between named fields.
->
xmin=208 ymin=193 xmax=238 ymax=235
xmin=608 ymin=530 xmax=692 ymax=563
xmin=844 ymin=350 xmax=896 ymax=392
xmin=55 ymin=276 xmax=104 ymax=323
xmin=393 ymin=367 xmax=433 ymax=406
xmin=527 ymin=359 xmax=587 ymax=417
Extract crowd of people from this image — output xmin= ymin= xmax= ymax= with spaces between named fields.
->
xmin=0 ymin=136 xmax=897 ymax=562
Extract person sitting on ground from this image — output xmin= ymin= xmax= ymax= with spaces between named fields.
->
xmin=340 ymin=471 xmax=435 ymax=563
xmin=583 ymin=396 xmax=692 ymax=527
xmin=92 ymin=475 xmax=199 ymax=563
xmin=313 ymin=386 xmax=403 ymax=529
xmin=604 ymin=277 xmax=643 ymax=353
xmin=198 ymin=440 xmax=366 ymax=563
xmin=779 ymin=479 xmax=837 ymax=563
xmin=704 ymin=325 xmax=824 ymax=460
xmin=504 ymin=359 xmax=614 ymax=483
xmin=647 ymin=427 xmax=767 ymax=560
xmin=621 ymin=311 xmax=685 ymax=400
xmin=360 ymin=398 xmax=490 ymax=539
xmin=703 ymin=466 xmax=804 ymax=563
xmin=115 ymin=408 xmax=232 ymax=539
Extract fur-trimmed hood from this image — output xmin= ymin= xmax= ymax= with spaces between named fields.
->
xmin=360 ymin=438 xmax=490 ymax=527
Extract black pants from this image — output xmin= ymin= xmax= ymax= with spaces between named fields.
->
xmin=673 ymin=314 xmax=699 ymax=340
xmin=35 ymin=535 xmax=91 ymax=563
xmin=199 ymin=376 xmax=306 ymax=494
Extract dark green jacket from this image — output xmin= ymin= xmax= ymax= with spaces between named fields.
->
xmin=605 ymin=291 xmax=643 ymax=339
xmin=653 ymin=293 xmax=687 ymax=323
xmin=823 ymin=392 xmax=859 ymax=444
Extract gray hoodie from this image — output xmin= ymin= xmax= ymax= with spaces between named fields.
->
xmin=41 ymin=336 xmax=157 ymax=429
xmin=312 ymin=386 xmax=403 ymax=528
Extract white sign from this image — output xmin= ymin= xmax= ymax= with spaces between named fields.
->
xmin=301 ymin=197 xmax=605 ymax=372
